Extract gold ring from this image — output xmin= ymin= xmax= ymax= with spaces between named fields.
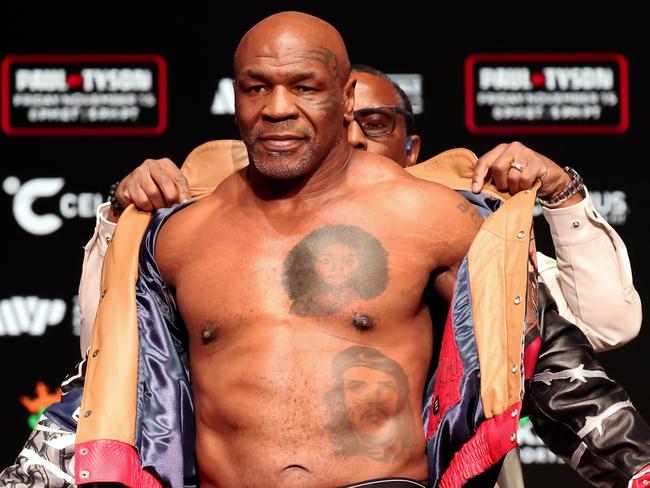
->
xmin=510 ymin=162 xmax=524 ymax=172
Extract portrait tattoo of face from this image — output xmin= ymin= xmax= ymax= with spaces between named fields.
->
xmin=324 ymin=346 xmax=418 ymax=463
xmin=282 ymin=225 xmax=389 ymax=317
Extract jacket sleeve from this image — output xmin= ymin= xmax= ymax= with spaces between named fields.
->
xmin=78 ymin=202 xmax=116 ymax=359
xmin=0 ymin=416 xmax=76 ymax=487
xmin=540 ymin=189 xmax=642 ymax=351
xmin=524 ymin=282 xmax=650 ymax=488
xmin=0 ymin=361 xmax=85 ymax=488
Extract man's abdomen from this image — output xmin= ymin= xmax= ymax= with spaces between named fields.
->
xmin=190 ymin=321 xmax=430 ymax=487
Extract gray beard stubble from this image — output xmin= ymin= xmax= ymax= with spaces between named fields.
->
xmin=245 ymin=127 xmax=340 ymax=180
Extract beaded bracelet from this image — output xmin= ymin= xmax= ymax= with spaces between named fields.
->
xmin=108 ymin=180 xmax=124 ymax=212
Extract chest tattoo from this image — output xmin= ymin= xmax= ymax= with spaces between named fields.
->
xmin=282 ymin=225 xmax=389 ymax=317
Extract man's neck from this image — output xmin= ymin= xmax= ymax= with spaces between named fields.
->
xmin=245 ymin=145 xmax=354 ymax=209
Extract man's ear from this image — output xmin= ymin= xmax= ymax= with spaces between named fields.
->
xmin=405 ymin=135 xmax=421 ymax=167
xmin=343 ymin=77 xmax=356 ymax=124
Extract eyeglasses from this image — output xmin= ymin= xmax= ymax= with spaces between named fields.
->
xmin=353 ymin=105 xmax=414 ymax=137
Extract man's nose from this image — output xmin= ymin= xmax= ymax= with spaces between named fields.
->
xmin=261 ymin=87 xmax=299 ymax=121
xmin=347 ymin=120 xmax=368 ymax=150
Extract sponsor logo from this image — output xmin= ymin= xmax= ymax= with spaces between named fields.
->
xmin=465 ymin=53 xmax=628 ymax=134
xmin=20 ymin=381 xmax=62 ymax=428
xmin=3 ymin=176 xmax=102 ymax=235
xmin=387 ymin=73 xmax=424 ymax=114
xmin=211 ymin=77 xmax=235 ymax=115
xmin=588 ymin=190 xmax=629 ymax=225
xmin=2 ymin=54 xmax=167 ymax=136
xmin=0 ymin=296 xmax=66 ymax=336
xmin=210 ymin=73 xmax=424 ymax=115
xmin=533 ymin=190 xmax=629 ymax=225
xmin=518 ymin=417 xmax=563 ymax=464
xmin=71 ymin=295 xmax=80 ymax=337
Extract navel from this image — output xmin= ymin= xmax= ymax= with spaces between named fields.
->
xmin=351 ymin=312 xmax=374 ymax=332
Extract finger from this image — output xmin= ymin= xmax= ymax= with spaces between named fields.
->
xmin=137 ymin=172 xmax=167 ymax=209
xmin=473 ymin=144 xmax=507 ymax=193
xmin=491 ymin=152 xmax=517 ymax=191
xmin=538 ymin=166 xmax=551 ymax=189
xmin=517 ymin=165 xmax=539 ymax=193
xmin=151 ymin=159 xmax=188 ymax=205
xmin=507 ymin=162 xmax=523 ymax=195
xmin=124 ymin=185 xmax=155 ymax=212
xmin=116 ymin=170 xmax=154 ymax=209
xmin=151 ymin=170 xmax=180 ymax=206
xmin=174 ymin=173 xmax=191 ymax=202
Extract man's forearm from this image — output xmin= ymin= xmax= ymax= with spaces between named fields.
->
xmin=541 ymin=190 xmax=642 ymax=351
xmin=524 ymin=282 xmax=650 ymax=487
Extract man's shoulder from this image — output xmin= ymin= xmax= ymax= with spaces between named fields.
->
xmin=352 ymin=151 xmax=458 ymax=201
xmin=376 ymin=165 xmax=467 ymax=214
xmin=158 ymin=170 xmax=241 ymax=236
xmin=159 ymin=195 xmax=222 ymax=238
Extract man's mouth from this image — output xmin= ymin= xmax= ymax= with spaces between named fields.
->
xmin=258 ymin=133 xmax=306 ymax=152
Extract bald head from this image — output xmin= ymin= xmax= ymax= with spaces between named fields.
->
xmin=233 ymin=12 xmax=356 ymax=182
xmin=234 ymin=11 xmax=350 ymax=85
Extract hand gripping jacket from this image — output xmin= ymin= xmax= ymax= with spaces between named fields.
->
xmin=2 ymin=142 xmax=649 ymax=488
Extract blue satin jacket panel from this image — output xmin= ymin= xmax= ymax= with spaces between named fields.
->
xmin=135 ymin=201 xmax=197 ymax=488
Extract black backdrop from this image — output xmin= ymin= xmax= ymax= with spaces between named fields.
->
xmin=1 ymin=3 xmax=648 ymax=486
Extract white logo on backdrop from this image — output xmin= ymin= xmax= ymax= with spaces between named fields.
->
xmin=13 ymin=68 xmax=156 ymax=123
xmin=3 ymin=176 xmax=103 ymax=235
xmin=211 ymin=78 xmax=235 ymax=115
xmin=475 ymin=64 xmax=619 ymax=122
xmin=388 ymin=73 xmax=423 ymax=115
xmin=0 ymin=296 xmax=66 ymax=336
xmin=71 ymin=295 xmax=80 ymax=337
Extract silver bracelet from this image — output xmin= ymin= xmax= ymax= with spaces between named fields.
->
xmin=537 ymin=167 xmax=585 ymax=208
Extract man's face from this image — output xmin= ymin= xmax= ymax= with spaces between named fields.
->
xmin=234 ymin=37 xmax=347 ymax=180
xmin=347 ymin=72 xmax=414 ymax=167
xmin=314 ymin=243 xmax=359 ymax=287
xmin=342 ymin=366 xmax=400 ymax=436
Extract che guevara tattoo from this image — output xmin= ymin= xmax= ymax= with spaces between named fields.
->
xmin=324 ymin=346 xmax=418 ymax=463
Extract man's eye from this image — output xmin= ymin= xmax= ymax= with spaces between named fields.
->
xmin=364 ymin=120 xmax=389 ymax=129
xmin=244 ymin=85 xmax=266 ymax=94
xmin=361 ymin=115 xmax=391 ymax=129
xmin=294 ymin=86 xmax=315 ymax=93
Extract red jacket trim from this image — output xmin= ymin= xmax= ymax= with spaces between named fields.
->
xmin=439 ymin=401 xmax=522 ymax=488
xmin=75 ymin=439 xmax=162 ymax=487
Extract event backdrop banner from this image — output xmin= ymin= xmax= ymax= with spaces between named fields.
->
xmin=1 ymin=4 xmax=648 ymax=487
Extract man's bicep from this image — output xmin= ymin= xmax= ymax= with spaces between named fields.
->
xmin=427 ymin=189 xmax=482 ymax=303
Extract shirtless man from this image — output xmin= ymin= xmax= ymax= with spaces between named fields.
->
xmin=71 ymin=46 xmax=643 ymax=488
xmin=53 ymin=56 xmax=642 ymax=487
xmin=3 ymin=12 xmax=646 ymax=488
xmin=152 ymin=12 xmax=491 ymax=487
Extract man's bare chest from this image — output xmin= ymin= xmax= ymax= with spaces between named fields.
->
xmin=172 ymin=212 xmax=434 ymax=340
